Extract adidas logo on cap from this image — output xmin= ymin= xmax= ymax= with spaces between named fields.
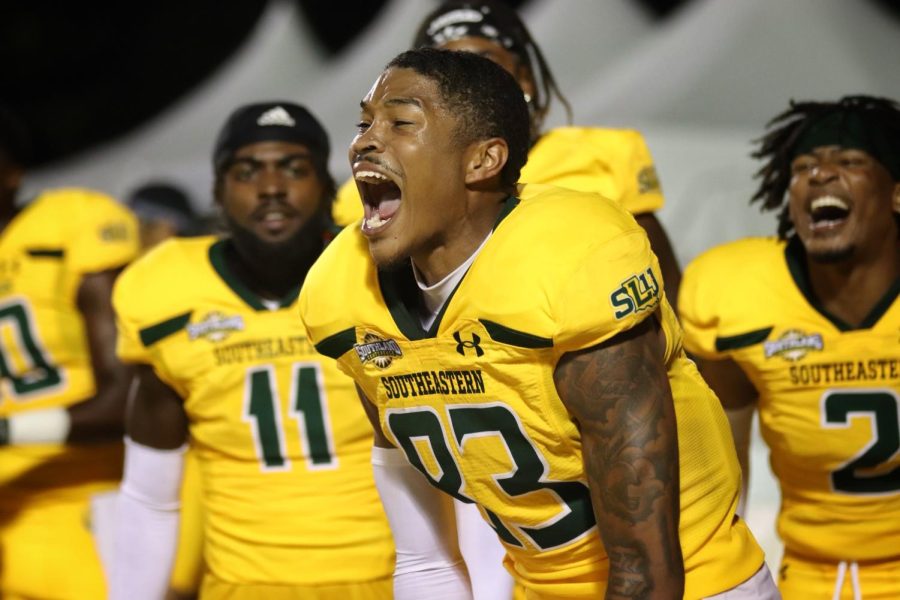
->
xmin=256 ymin=106 xmax=296 ymax=128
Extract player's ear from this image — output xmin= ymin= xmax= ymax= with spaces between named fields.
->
xmin=464 ymin=138 xmax=508 ymax=186
xmin=515 ymin=64 xmax=537 ymax=109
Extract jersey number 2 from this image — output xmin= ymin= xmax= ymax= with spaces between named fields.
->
xmin=243 ymin=363 xmax=336 ymax=472
xmin=823 ymin=390 xmax=900 ymax=494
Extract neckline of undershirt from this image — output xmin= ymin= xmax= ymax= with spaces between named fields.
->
xmin=412 ymin=231 xmax=492 ymax=330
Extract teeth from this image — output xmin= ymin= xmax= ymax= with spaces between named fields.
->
xmin=355 ymin=170 xmax=389 ymax=183
xmin=364 ymin=213 xmax=389 ymax=229
xmin=263 ymin=212 xmax=285 ymax=221
xmin=811 ymin=196 xmax=849 ymax=212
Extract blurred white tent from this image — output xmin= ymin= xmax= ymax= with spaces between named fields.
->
xmin=25 ymin=0 xmax=900 ymax=264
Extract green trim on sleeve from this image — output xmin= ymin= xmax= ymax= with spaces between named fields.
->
xmin=139 ymin=312 xmax=192 ymax=347
xmin=480 ymin=319 xmax=553 ymax=349
xmin=314 ymin=327 xmax=357 ymax=359
xmin=714 ymin=327 xmax=773 ymax=352
xmin=26 ymin=248 xmax=65 ymax=258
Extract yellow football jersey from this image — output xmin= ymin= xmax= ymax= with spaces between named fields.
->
xmin=0 ymin=188 xmax=138 ymax=506
xmin=679 ymin=236 xmax=900 ymax=563
xmin=302 ymin=183 xmax=762 ymax=599
xmin=113 ymin=237 xmax=394 ymax=586
xmin=332 ymin=126 xmax=664 ymax=226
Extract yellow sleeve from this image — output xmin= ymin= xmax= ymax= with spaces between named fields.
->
xmin=112 ymin=259 xmax=155 ymax=366
xmin=332 ymin=178 xmax=364 ymax=227
xmin=66 ymin=190 xmax=140 ymax=274
xmin=553 ymin=229 xmax=663 ymax=353
xmin=111 ymin=243 xmax=191 ymax=396
xmin=613 ymin=130 xmax=664 ymax=215
xmin=677 ymin=253 xmax=727 ymax=360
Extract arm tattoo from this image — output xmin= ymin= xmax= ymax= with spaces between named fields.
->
xmin=555 ymin=317 xmax=683 ymax=599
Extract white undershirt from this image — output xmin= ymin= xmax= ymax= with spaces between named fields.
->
xmin=412 ymin=232 xmax=492 ymax=330
xmin=260 ymin=298 xmax=281 ymax=311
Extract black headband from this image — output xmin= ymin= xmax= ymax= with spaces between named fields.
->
xmin=415 ymin=4 xmax=528 ymax=63
xmin=791 ymin=109 xmax=900 ymax=181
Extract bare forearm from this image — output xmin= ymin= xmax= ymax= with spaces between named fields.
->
xmin=556 ymin=320 xmax=683 ymax=599
xmin=71 ymin=268 xmax=131 ymax=443
xmin=66 ymin=372 xmax=133 ymax=442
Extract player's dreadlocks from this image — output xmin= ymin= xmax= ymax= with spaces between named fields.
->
xmin=413 ymin=0 xmax=573 ymax=143
xmin=751 ymin=95 xmax=900 ymax=239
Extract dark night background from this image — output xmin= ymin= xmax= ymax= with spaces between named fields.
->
xmin=3 ymin=0 xmax=849 ymax=169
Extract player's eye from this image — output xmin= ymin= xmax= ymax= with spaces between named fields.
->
xmin=837 ymin=152 xmax=867 ymax=167
xmin=230 ymin=163 xmax=257 ymax=181
xmin=284 ymin=163 xmax=311 ymax=178
xmin=791 ymin=159 xmax=815 ymax=174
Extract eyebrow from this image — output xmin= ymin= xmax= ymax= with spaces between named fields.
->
xmin=359 ymin=97 xmax=423 ymax=110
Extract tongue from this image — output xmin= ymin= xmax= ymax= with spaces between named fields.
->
xmin=377 ymin=198 xmax=401 ymax=220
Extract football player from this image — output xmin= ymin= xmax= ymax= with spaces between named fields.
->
xmin=679 ymin=95 xmax=900 ymax=599
xmin=111 ymin=102 xmax=394 ymax=600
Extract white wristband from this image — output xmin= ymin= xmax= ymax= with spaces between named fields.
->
xmin=8 ymin=408 xmax=71 ymax=444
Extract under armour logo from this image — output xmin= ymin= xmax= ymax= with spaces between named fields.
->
xmin=453 ymin=332 xmax=484 ymax=357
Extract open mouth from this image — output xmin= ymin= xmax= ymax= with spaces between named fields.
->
xmin=356 ymin=170 xmax=401 ymax=233
xmin=808 ymin=195 xmax=851 ymax=230
xmin=255 ymin=207 xmax=296 ymax=232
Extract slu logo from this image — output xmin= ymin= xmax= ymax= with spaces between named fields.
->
xmin=453 ymin=331 xmax=484 ymax=357
xmin=186 ymin=311 xmax=244 ymax=342
xmin=764 ymin=329 xmax=824 ymax=361
xmin=610 ymin=268 xmax=660 ymax=320
xmin=355 ymin=332 xmax=402 ymax=369
xmin=637 ymin=165 xmax=660 ymax=194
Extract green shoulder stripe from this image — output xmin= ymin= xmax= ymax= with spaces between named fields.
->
xmin=315 ymin=327 xmax=357 ymax=359
xmin=139 ymin=312 xmax=192 ymax=347
xmin=714 ymin=327 xmax=773 ymax=352
xmin=26 ymin=248 xmax=65 ymax=258
xmin=481 ymin=319 xmax=553 ymax=349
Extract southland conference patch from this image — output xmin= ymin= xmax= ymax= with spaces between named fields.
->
xmin=355 ymin=332 xmax=402 ymax=369
xmin=187 ymin=311 xmax=245 ymax=343
xmin=763 ymin=329 xmax=824 ymax=361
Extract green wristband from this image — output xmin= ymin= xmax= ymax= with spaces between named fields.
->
xmin=0 ymin=417 xmax=8 ymax=446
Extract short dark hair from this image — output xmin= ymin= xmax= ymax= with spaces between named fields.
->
xmin=752 ymin=95 xmax=900 ymax=238
xmin=386 ymin=47 xmax=530 ymax=190
xmin=412 ymin=0 xmax=572 ymax=140
xmin=127 ymin=182 xmax=197 ymax=235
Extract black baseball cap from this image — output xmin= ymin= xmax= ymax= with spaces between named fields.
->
xmin=212 ymin=101 xmax=330 ymax=175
